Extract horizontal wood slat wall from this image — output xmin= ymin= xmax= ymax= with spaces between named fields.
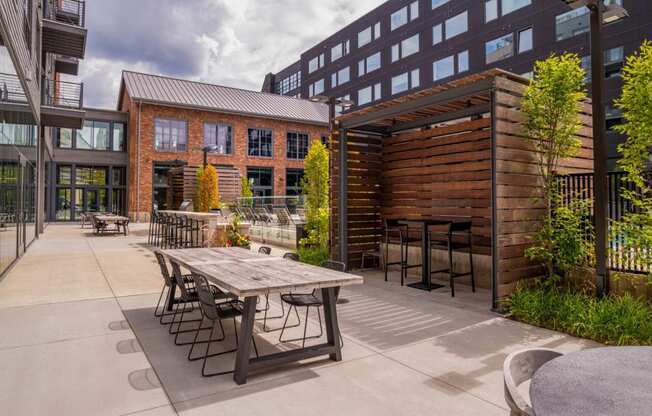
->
xmin=169 ymin=165 xmax=241 ymax=210
xmin=382 ymin=117 xmax=493 ymax=255
xmin=493 ymin=76 xmax=594 ymax=300
xmin=330 ymin=132 xmax=383 ymax=266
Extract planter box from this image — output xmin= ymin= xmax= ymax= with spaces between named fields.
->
xmin=568 ymin=266 xmax=652 ymax=302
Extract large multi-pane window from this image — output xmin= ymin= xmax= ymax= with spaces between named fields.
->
xmin=275 ymin=71 xmax=301 ymax=95
xmin=433 ymin=51 xmax=469 ymax=81
xmin=390 ymin=1 xmax=418 ymax=31
xmin=358 ymin=83 xmax=382 ymax=106
xmin=308 ymin=53 xmax=325 ymax=73
xmin=358 ymin=22 xmax=381 ymax=47
xmin=331 ymin=40 xmax=350 ymax=62
xmin=358 ymin=52 xmax=381 ymax=77
xmin=555 ymin=7 xmax=589 ymax=41
xmin=154 ymin=118 xmax=187 ymax=152
xmin=77 ymin=120 xmax=110 ymax=150
xmin=56 ymin=121 xmax=124 ymax=151
xmin=247 ymin=167 xmax=273 ymax=199
xmin=286 ymin=132 xmax=309 ymax=160
xmin=391 ymin=34 xmax=420 ymax=63
xmin=331 ymin=67 xmax=350 ymax=88
xmin=285 ymin=169 xmax=304 ymax=196
xmin=309 ymin=79 xmax=325 ymax=97
xmin=502 ymin=0 xmax=531 ymax=15
xmin=391 ymin=69 xmax=420 ymax=95
xmin=486 ymin=33 xmax=514 ymax=64
xmin=248 ymin=128 xmax=273 ymax=158
xmin=485 ymin=0 xmax=531 ymax=21
xmin=203 ymin=123 xmax=233 ymax=154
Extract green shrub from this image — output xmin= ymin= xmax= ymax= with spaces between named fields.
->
xmin=509 ymin=282 xmax=652 ymax=346
xmin=297 ymin=246 xmax=329 ymax=266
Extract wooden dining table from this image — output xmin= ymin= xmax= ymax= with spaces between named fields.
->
xmin=158 ymin=247 xmax=364 ymax=384
xmin=94 ymin=215 xmax=130 ymax=235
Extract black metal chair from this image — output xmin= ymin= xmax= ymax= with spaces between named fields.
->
xmin=187 ymin=272 xmax=259 ymax=377
xmin=153 ymin=251 xmax=193 ymax=324
xmin=428 ymin=221 xmax=475 ymax=297
xmin=255 ymin=247 xmax=300 ymax=332
xmin=258 ymin=246 xmax=272 ymax=255
xmin=383 ymin=219 xmax=421 ymax=285
xmin=282 ymin=252 xmax=299 ymax=261
xmin=279 ymin=260 xmax=345 ymax=348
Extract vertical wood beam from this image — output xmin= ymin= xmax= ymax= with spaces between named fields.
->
xmin=338 ymin=128 xmax=348 ymax=269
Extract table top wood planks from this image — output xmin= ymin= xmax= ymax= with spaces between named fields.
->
xmin=158 ymin=247 xmax=364 ymax=297
xmin=94 ymin=215 xmax=129 ymax=223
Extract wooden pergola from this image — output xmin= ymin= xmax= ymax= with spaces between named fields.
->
xmin=330 ymin=69 xmax=594 ymax=308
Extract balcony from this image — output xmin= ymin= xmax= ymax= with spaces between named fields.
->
xmin=41 ymin=77 xmax=85 ymax=128
xmin=42 ymin=0 xmax=87 ymax=59
xmin=0 ymin=72 xmax=36 ymax=125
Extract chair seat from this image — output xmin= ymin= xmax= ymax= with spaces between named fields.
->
xmin=215 ymin=302 xmax=243 ymax=319
xmin=281 ymin=293 xmax=323 ymax=307
xmin=429 ymin=240 xmax=471 ymax=250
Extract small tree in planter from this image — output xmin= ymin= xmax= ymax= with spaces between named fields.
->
xmin=612 ymin=41 xmax=652 ymax=281
xmin=195 ymin=165 xmax=220 ymax=212
xmin=298 ymin=139 xmax=330 ymax=263
xmin=522 ymin=53 xmax=591 ymax=278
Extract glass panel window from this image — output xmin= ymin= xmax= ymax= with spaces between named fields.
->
xmin=391 ymin=44 xmax=400 ymax=63
xmin=391 ymin=72 xmax=409 ymax=95
xmin=402 ymin=34 xmax=420 ymax=58
xmin=445 ymin=11 xmax=468 ymax=40
xmin=433 ymin=55 xmax=455 ymax=81
xmin=112 ymin=123 xmax=125 ymax=151
xmin=486 ymin=33 xmax=514 ymax=64
xmin=555 ymin=7 xmax=589 ymax=41
xmin=93 ymin=122 xmax=110 ymax=150
xmin=57 ymin=165 xmax=72 ymax=185
xmin=247 ymin=167 xmax=273 ymax=199
xmin=432 ymin=24 xmax=442 ymax=45
xmin=331 ymin=40 xmax=349 ymax=62
xmin=358 ymin=27 xmax=372 ymax=47
xmin=203 ymin=123 xmax=233 ymax=154
xmin=358 ymin=86 xmax=372 ymax=106
xmin=76 ymin=121 xmax=93 ymax=149
xmin=374 ymin=83 xmax=382 ymax=101
xmin=432 ymin=0 xmax=450 ymax=9
xmin=605 ymin=46 xmax=625 ymax=78
xmin=411 ymin=69 xmax=420 ymax=89
xmin=458 ymin=50 xmax=469 ymax=73
xmin=518 ymin=28 xmax=533 ymax=53
xmin=308 ymin=53 xmax=325 ymax=73
xmin=390 ymin=6 xmax=408 ymax=30
xmin=409 ymin=1 xmax=419 ymax=20
xmin=286 ymin=132 xmax=309 ymax=160
xmin=112 ymin=167 xmax=126 ymax=186
xmin=502 ymin=0 xmax=531 ymax=16
xmin=374 ymin=22 xmax=381 ymax=39
xmin=56 ymin=188 xmax=71 ymax=220
xmin=485 ymin=0 xmax=498 ymax=22
xmin=154 ymin=118 xmax=187 ymax=152
xmin=309 ymin=79 xmax=324 ymax=97
xmin=331 ymin=67 xmax=350 ymax=87
xmin=76 ymin=167 xmax=107 ymax=186
xmin=248 ymin=128 xmax=273 ymax=158
xmin=367 ymin=52 xmax=381 ymax=73
xmin=286 ymin=169 xmax=304 ymax=196
xmin=58 ymin=128 xmax=72 ymax=149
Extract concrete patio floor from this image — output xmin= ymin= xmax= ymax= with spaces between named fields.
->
xmin=0 ymin=223 xmax=599 ymax=416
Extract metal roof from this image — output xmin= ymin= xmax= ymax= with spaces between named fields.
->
xmin=119 ymin=71 xmax=329 ymax=126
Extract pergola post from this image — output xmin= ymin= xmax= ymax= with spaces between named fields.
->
xmin=338 ymin=128 xmax=348 ymax=269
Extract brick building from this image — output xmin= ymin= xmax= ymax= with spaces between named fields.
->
xmin=117 ymin=71 xmax=329 ymax=221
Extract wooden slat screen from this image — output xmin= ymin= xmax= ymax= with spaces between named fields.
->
xmin=169 ymin=165 xmax=242 ymax=210
xmin=493 ymin=76 xmax=594 ymax=299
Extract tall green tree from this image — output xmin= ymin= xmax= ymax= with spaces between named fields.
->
xmin=612 ymin=41 xmax=652 ymax=279
xmin=522 ymin=53 xmax=589 ymax=277
xmin=301 ymin=139 xmax=330 ymax=248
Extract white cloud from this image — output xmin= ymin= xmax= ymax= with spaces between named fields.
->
xmin=80 ymin=0 xmax=384 ymax=108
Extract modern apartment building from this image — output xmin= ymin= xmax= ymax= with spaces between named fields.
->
xmin=0 ymin=0 xmax=89 ymax=275
xmin=117 ymin=71 xmax=328 ymax=221
xmin=262 ymin=0 xmax=652 ymax=168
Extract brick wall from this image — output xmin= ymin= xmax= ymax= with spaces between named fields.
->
xmin=120 ymin=93 xmax=328 ymax=221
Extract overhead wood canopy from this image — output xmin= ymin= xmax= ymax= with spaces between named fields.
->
xmin=330 ymin=69 xmax=594 ymax=310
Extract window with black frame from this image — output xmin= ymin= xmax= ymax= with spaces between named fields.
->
xmin=286 ymin=169 xmax=304 ymax=196
xmin=203 ymin=123 xmax=232 ymax=154
xmin=55 ymin=121 xmax=126 ymax=151
xmin=248 ymin=128 xmax=273 ymax=157
xmin=286 ymin=132 xmax=309 ymax=160
xmin=247 ymin=167 xmax=273 ymax=200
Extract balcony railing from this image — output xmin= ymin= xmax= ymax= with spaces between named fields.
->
xmin=0 ymin=73 xmax=28 ymax=104
xmin=42 ymin=77 xmax=83 ymax=109
xmin=45 ymin=0 xmax=86 ymax=28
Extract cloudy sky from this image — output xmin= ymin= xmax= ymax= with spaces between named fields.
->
xmin=79 ymin=0 xmax=384 ymax=109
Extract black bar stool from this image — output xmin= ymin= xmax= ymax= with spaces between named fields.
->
xmin=383 ymin=219 xmax=422 ymax=286
xmin=428 ymin=221 xmax=475 ymax=297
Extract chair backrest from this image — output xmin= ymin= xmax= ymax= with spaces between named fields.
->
xmin=320 ymin=260 xmax=345 ymax=272
xmin=503 ymin=348 xmax=563 ymax=416
xmin=258 ymin=246 xmax=272 ymax=255
xmin=169 ymin=260 xmax=194 ymax=301
xmin=192 ymin=272 xmax=220 ymax=321
xmin=283 ymin=252 xmax=299 ymax=261
xmin=450 ymin=221 xmax=472 ymax=233
xmin=154 ymin=251 xmax=174 ymax=287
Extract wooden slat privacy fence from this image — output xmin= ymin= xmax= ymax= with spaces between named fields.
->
xmin=170 ymin=165 xmax=241 ymax=210
xmin=331 ymin=69 xmax=595 ymax=307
